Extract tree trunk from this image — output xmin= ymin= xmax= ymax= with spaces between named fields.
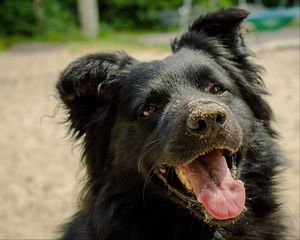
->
xmin=77 ymin=0 xmax=100 ymax=38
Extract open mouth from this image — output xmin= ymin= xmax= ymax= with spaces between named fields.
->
xmin=155 ymin=149 xmax=246 ymax=222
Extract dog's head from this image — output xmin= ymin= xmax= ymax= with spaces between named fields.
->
xmin=57 ymin=9 xmax=273 ymax=224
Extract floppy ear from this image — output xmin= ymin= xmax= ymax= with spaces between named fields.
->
xmin=56 ymin=51 xmax=137 ymax=138
xmin=57 ymin=51 xmax=138 ymax=186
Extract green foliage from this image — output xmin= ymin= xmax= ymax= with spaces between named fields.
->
xmin=217 ymin=0 xmax=237 ymax=8
xmin=98 ymin=0 xmax=183 ymax=30
xmin=0 ymin=0 xmax=296 ymax=41
xmin=98 ymin=0 xmax=243 ymax=30
xmin=0 ymin=0 xmax=77 ymax=37
xmin=0 ymin=0 xmax=37 ymax=36
xmin=38 ymin=0 xmax=77 ymax=34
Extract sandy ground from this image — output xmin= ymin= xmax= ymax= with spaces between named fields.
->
xmin=0 ymin=30 xmax=299 ymax=239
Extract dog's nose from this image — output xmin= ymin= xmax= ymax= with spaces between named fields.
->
xmin=187 ymin=103 xmax=227 ymax=134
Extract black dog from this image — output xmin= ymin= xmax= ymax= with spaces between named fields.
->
xmin=57 ymin=8 xmax=287 ymax=240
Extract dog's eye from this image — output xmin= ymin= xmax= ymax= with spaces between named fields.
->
xmin=140 ymin=104 xmax=158 ymax=117
xmin=209 ymin=84 xmax=226 ymax=95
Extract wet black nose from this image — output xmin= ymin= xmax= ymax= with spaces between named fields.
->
xmin=187 ymin=106 xmax=227 ymax=134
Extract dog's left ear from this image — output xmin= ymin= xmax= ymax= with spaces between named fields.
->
xmin=190 ymin=8 xmax=248 ymax=42
xmin=171 ymin=8 xmax=249 ymax=52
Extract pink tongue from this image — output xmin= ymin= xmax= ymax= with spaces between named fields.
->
xmin=178 ymin=150 xmax=245 ymax=220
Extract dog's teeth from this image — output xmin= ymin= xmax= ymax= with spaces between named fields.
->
xmin=175 ymin=168 xmax=192 ymax=191
xmin=159 ymin=168 xmax=166 ymax=174
xmin=230 ymin=155 xmax=238 ymax=179
xmin=175 ymin=168 xmax=184 ymax=181
xmin=231 ymin=165 xmax=238 ymax=179
xmin=185 ymin=179 xmax=192 ymax=191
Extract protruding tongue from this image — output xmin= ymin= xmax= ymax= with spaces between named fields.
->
xmin=178 ymin=150 xmax=245 ymax=220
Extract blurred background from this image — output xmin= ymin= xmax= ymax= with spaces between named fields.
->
xmin=0 ymin=0 xmax=299 ymax=239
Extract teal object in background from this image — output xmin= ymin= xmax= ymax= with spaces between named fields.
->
xmin=247 ymin=7 xmax=299 ymax=31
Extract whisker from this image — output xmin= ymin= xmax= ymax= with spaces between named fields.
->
xmin=138 ymin=138 xmax=163 ymax=208
xmin=142 ymin=164 xmax=157 ymax=208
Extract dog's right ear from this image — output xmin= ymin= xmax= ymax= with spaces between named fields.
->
xmin=57 ymin=51 xmax=137 ymax=137
xmin=57 ymin=51 xmax=137 ymax=104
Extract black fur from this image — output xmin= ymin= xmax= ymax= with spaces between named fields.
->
xmin=57 ymin=8 xmax=287 ymax=240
